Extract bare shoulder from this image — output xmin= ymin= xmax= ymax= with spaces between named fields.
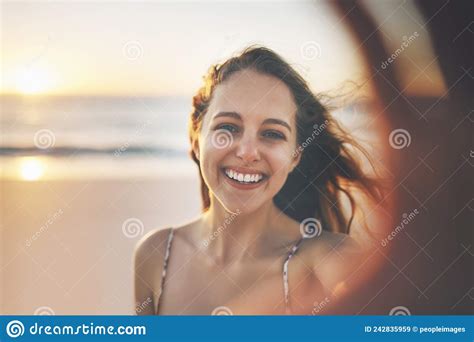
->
xmin=133 ymin=227 xmax=173 ymax=315
xmin=134 ymin=227 xmax=173 ymax=263
xmin=298 ymin=230 xmax=365 ymax=296
xmin=317 ymin=230 xmax=362 ymax=254
xmin=299 ymin=230 xmax=363 ymax=259
xmin=134 ymin=220 xmax=198 ymax=274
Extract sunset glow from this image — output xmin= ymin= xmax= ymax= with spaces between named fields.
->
xmin=20 ymin=158 xmax=45 ymax=181
xmin=15 ymin=66 xmax=56 ymax=95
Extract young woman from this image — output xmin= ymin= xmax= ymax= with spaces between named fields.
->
xmin=134 ymin=46 xmax=382 ymax=315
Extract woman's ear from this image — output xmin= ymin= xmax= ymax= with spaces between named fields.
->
xmin=290 ymin=151 xmax=302 ymax=173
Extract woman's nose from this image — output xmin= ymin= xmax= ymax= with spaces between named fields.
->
xmin=236 ymin=134 xmax=260 ymax=163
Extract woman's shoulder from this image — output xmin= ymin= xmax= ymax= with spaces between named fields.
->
xmin=280 ymin=215 xmax=362 ymax=257
xmin=297 ymin=230 xmax=365 ymax=295
xmin=306 ymin=230 xmax=362 ymax=254
xmin=298 ymin=229 xmax=365 ymax=267
xmin=134 ymin=227 xmax=174 ymax=262
xmin=134 ymin=220 xmax=199 ymax=261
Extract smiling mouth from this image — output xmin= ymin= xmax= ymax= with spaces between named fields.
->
xmin=221 ymin=167 xmax=268 ymax=185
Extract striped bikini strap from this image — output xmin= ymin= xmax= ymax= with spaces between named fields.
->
xmin=282 ymin=237 xmax=305 ymax=313
xmin=155 ymin=227 xmax=174 ymax=314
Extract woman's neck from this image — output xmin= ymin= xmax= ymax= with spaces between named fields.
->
xmin=199 ymin=199 xmax=292 ymax=264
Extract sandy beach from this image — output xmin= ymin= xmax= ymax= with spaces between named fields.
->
xmin=1 ymin=176 xmax=201 ymax=314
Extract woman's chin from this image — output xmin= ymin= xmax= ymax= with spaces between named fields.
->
xmin=218 ymin=198 xmax=267 ymax=217
xmin=218 ymin=201 xmax=246 ymax=215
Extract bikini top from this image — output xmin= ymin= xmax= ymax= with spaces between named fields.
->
xmin=155 ymin=227 xmax=306 ymax=314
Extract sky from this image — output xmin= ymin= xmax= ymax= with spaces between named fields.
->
xmin=1 ymin=0 xmax=445 ymax=97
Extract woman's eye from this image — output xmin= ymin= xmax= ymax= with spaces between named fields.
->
xmin=263 ymin=130 xmax=286 ymax=140
xmin=216 ymin=124 xmax=239 ymax=133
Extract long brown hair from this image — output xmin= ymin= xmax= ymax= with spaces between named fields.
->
xmin=189 ymin=46 xmax=382 ymax=234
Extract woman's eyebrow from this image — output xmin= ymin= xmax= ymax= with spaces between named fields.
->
xmin=213 ymin=111 xmax=292 ymax=132
xmin=262 ymin=118 xmax=292 ymax=133
xmin=213 ymin=111 xmax=242 ymax=121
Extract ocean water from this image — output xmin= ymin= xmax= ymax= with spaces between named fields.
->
xmin=1 ymin=95 xmax=192 ymax=154
xmin=1 ymin=95 xmax=198 ymax=179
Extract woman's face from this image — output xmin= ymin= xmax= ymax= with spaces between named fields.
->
xmin=194 ymin=69 xmax=301 ymax=214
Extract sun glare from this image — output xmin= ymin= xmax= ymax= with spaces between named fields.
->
xmin=15 ymin=67 xmax=56 ymax=95
xmin=20 ymin=158 xmax=45 ymax=181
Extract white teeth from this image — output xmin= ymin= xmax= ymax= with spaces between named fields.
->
xmin=224 ymin=169 xmax=265 ymax=184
